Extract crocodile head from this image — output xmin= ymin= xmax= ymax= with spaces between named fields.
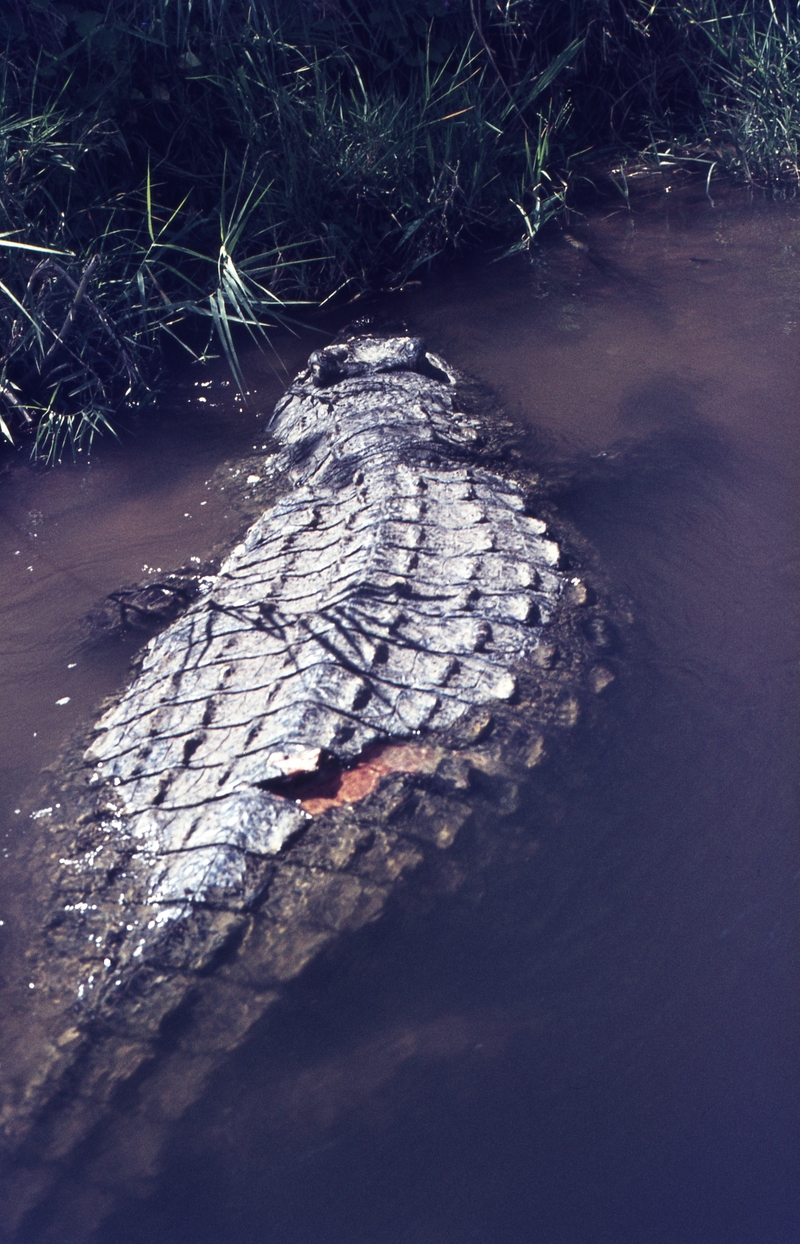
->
xmin=308 ymin=335 xmax=426 ymax=386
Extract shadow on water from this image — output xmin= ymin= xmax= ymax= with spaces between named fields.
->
xmin=552 ymin=374 xmax=728 ymax=482
xmin=580 ymin=240 xmax=675 ymax=335
xmin=2 ymin=184 xmax=799 ymax=1243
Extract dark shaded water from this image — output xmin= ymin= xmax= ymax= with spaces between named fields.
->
xmin=1 ymin=182 xmax=798 ymax=1241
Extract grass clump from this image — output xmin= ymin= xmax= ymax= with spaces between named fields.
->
xmin=0 ymin=1 xmax=583 ymax=458
xmin=1 ymin=1 xmax=799 ymax=459
xmin=684 ymin=1 xmax=800 ymax=185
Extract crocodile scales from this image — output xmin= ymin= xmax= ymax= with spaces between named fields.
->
xmin=0 ymin=335 xmax=614 ymax=1209
xmin=85 ymin=335 xmax=567 ymax=911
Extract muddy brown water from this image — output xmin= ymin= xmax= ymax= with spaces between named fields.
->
xmin=1 ymin=180 xmax=798 ymax=1242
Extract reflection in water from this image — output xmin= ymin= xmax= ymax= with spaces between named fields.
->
xmin=1 ymin=184 xmax=799 ymax=1243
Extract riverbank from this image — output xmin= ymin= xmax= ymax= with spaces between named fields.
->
xmin=1 ymin=0 xmax=799 ymax=459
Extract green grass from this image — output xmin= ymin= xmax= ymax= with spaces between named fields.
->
xmin=1 ymin=1 xmax=798 ymax=460
xmin=683 ymin=0 xmax=800 ymax=184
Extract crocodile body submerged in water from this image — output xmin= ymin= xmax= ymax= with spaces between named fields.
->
xmin=86 ymin=335 xmax=569 ymax=910
xmin=0 ymin=336 xmax=618 ymax=1228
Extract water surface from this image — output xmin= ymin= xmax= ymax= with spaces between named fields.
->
xmin=1 ymin=181 xmax=798 ymax=1243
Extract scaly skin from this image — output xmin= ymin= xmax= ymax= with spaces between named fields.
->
xmin=84 ymin=336 xmax=565 ymax=912
xmin=0 ymin=338 xmax=613 ymax=1222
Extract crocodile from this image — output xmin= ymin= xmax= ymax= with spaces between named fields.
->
xmin=0 ymin=335 xmax=617 ymax=1232
xmin=83 ymin=335 xmax=573 ymax=911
